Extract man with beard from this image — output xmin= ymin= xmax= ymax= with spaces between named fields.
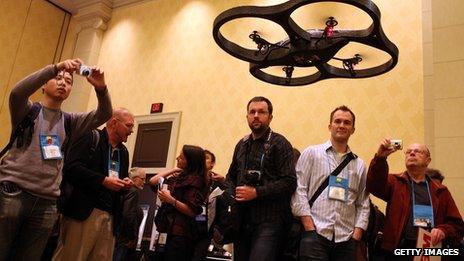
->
xmin=367 ymin=141 xmax=464 ymax=257
xmin=223 ymin=96 xmax=296 ymax=261
xmin=291 ymin=105 xmax=370 ymax=261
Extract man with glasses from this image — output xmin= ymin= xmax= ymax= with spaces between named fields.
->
xmin=0 ymin=59 xmax=112 ymax=260
xmin=53 ymin=108 xmax=135 ymax=260
xmin=367 ymin=140 xmax=464 ymax=256
xmin=223 ymin=96 xmax=296 ymax=261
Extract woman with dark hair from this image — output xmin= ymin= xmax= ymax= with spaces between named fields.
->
xmin=149 ymin=145 xmax=208 ymax=261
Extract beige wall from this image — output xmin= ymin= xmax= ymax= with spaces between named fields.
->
xmin=0 ymin=0 xmax=70 ymax=145
xmin=431 ymin=0 xmax=464 ymax=212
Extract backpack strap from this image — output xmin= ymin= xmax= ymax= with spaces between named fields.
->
xmin=308 ymin=152 xmax=356 ymax=207
xmin=0 ymin=102 xmax=42 ymax=158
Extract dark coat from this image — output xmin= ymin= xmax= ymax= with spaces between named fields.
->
xmin=117 ymin=187 xmax=143 ymax=245
xmin=61 ymin=128 xmax=129 ymax=233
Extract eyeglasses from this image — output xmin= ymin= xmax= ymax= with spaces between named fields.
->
xmin=247 ymin=110 xmax=269 ymax=116
xmin=115 ymin=117 xmax=134 ymax=130
xmin=404 ymin=149 xmax=428 ymax=156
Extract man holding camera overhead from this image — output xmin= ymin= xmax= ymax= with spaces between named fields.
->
xmin=367 ymin=140 xmax=464 ymax=256
xmin=223 ymin=96 xmax=296 ymax=261
xmin=291 ymin=105 xmax=370 ymax=261
xmin=0 ymin=59 xmax=112 ymax=260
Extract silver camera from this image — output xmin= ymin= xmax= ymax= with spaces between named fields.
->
xmin=390 ymin=139 xmax=403 ymax=150
xmin=77 ymin=65 xmax=92 ymax=77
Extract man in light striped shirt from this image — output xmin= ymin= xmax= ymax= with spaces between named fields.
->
xmin=291 ymin=105 xmax=370 ymax=261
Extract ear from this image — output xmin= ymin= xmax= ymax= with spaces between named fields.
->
xmin=108 ymin=118 xmax=117 ymax=128
xmin=350 ymin=126 xmax=355 ymax=135
xmin=425 ymin=156 xmax=432 ymax=166
xmin=269 ymin=114 xmax=273 ymax=122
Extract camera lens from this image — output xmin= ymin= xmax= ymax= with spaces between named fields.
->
xmin=78 ymin=65 xmax=92 ymax=77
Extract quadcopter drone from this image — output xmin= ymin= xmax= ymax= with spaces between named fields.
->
xmin=212 ymin=0 xmax=399 ymax=86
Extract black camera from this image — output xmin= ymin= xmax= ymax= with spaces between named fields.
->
xmin=242 ymin=170 xmax=261 ymax=186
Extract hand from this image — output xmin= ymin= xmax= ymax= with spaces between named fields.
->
xmin=158 ymin=187 xmax=175 ymax=204
xmin=56 ymin=58 xmax=82 ymax=73
xmin=86 ymin=67 xmax=106 ymax=91
xmin=431 ymin=228 xmax=445 ymax=246
xmin=352 ymin=227 xmax=364 ymax=241
xmin=301 ymin=216 xmax=316 ymax=231
xmin=211 ymin=172 xmax=225 ymax=183
xmin=376 ymin=138 xmax=397 ymax=158
xmin=235 ymin=185 xmax=257 ymax=202
xmin=102 ymin=176 xmax=126 ymax=191
xmin=122 ymin=177 xmax=134 ymax=189
xmin=169 ymin=167 xmax=183 ymax=177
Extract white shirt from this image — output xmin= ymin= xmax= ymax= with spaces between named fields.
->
xmin=291 ymin=141 xmax=370 ymax=242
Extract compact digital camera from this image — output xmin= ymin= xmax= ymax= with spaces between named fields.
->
xmin=390 ymin=139 xmax=403 ymax=150
xmin=77 ymin=65 xmax=92 ymax=77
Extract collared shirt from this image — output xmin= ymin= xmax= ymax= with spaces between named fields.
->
xmin=291 ymin=140 xmax=370 ymax=242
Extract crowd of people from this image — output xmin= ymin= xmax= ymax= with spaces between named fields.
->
xmin=0 ymin=60 xmax=463 ymax=261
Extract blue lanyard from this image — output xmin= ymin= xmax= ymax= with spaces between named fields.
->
xmin=108 ymin=147 xmax=120 ymax=170
xmin=411 ymin=179 xmax=435 ymax=227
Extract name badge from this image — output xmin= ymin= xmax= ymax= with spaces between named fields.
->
xmin=39 ymin=134 xmax=62 ymax=160
xmin=158 ymin=233 xmax=167 ymax=244
xmin=413 ymin=204 xmax=434 ymax=228
xmin=109 ymin=160 xmax=120 ymax=179
xmin=328 ymin=176 xmax=349 ymax=202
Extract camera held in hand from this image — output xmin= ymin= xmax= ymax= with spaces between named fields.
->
xmin=77 ymin=65 xmax=92 ymax=77
xmin=242 ymin=170 xmax=262 ymax=186
xmin=390 ymin=139 xmax=403 ymax=150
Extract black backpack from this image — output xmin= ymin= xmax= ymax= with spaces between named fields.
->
xmin=57 ymin=129 xmax=100 ymax=212
xmin=0 ymin=102 xmax=72 ymax=159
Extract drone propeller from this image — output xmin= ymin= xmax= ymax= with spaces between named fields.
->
xmin=290 ymin=2 xmax=372 ymax=32
xmin=249 ymin=30 xmax=289 ymax=55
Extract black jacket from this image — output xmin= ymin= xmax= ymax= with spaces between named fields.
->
xmin=61 ymin=128 xmax=129 ymax=233
xmin=117 ymin=187 xmax=143 ymax=245
xmin=224 ymin=128 xmax=296 ymax=223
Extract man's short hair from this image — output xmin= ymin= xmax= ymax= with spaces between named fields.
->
xmin=330 ymin=105 xmax=356 ymax=127
xmin=247 ymin=96 xmax=273 ymax=115
xmin=426 ymin=168 xmax=444 ymax=183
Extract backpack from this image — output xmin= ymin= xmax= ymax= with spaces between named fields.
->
xmin=0 ymin=102 xmax=72 ymax=159
xmin=365 ymin=201 xmax=386 ymax=259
